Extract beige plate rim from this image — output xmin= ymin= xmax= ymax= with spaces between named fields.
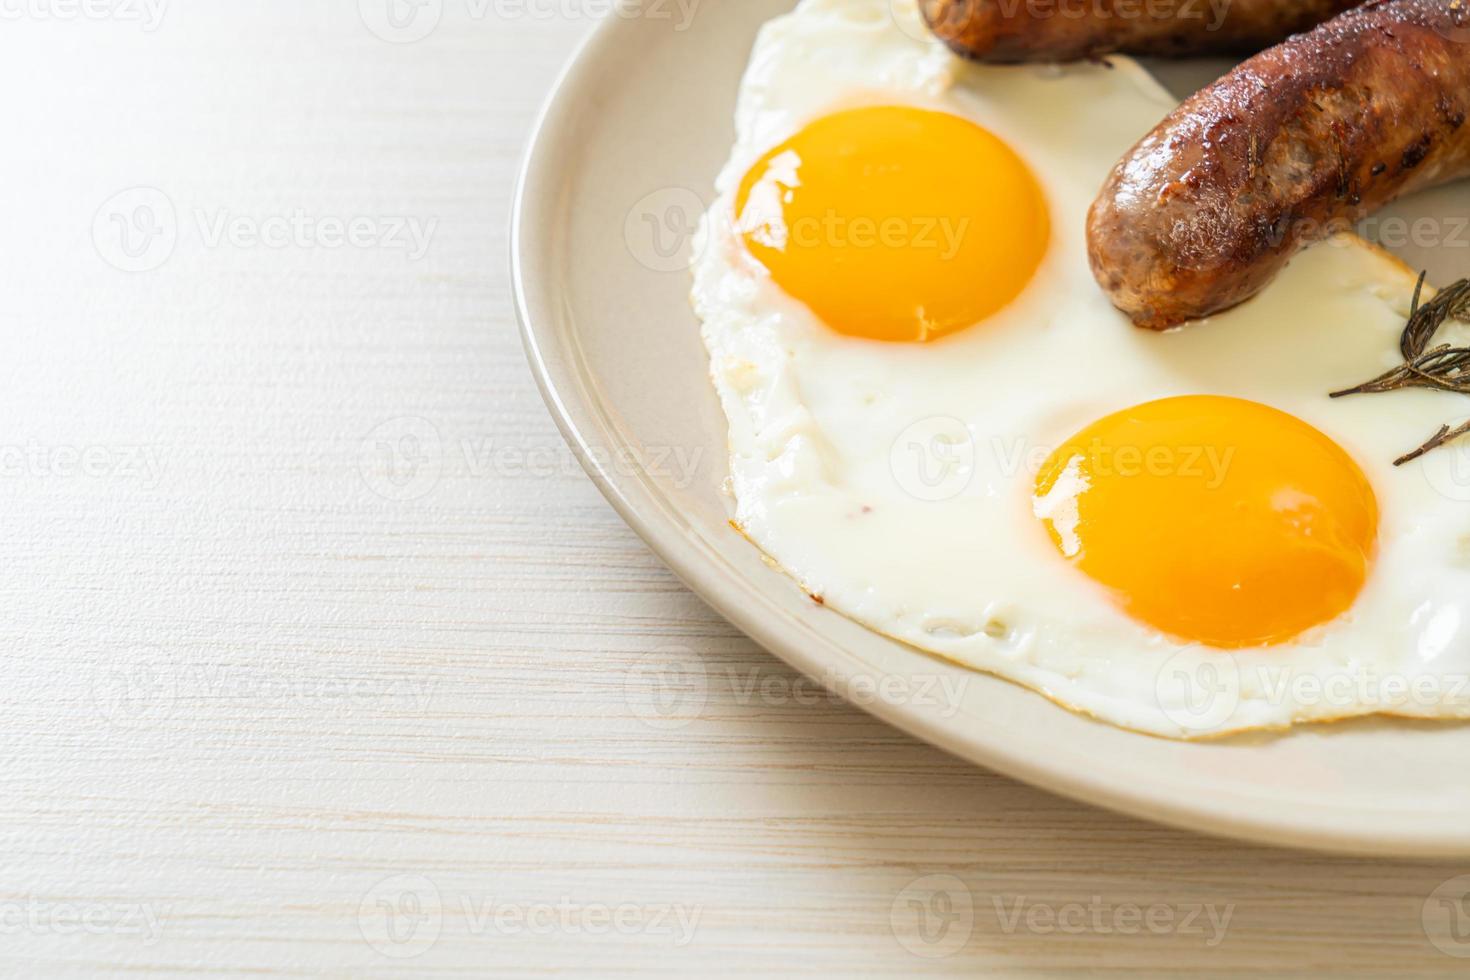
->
xmin=511 ymin=3 xmax=1470 ymax=858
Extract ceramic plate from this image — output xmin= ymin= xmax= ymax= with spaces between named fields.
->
xmin=512 ymin=0 xmax=1470 ymax=856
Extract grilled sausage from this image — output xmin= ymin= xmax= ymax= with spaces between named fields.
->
xmin=1087 ymin=0 xmax=1470 ymax=329
xmin=919 ymin=0 xmax=1359 ymax=62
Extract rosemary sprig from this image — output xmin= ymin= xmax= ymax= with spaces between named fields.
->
xmin=1394 ymin=420 xmax=1470 ymax=467
xmin=1330 ymin=271 xmax=1470 ymax=465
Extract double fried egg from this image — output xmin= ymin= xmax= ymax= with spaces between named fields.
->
xmin=691 ymin=0 xmax=1470 ymax=737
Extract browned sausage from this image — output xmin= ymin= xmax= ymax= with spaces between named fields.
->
xmin=919 ymin=0 xmax=1358 ymax=61
xmin=1087 ymin=0 xmax=1470 ymax=329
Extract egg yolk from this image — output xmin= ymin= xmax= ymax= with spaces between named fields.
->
xmin=733 ymin=105 xmax=1048 ymax=342
xmin=1033 ymin=396 xmax=1378 ymax=649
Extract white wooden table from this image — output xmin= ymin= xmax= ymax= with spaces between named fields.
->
xmin=4 ymin=2 xmax=1470 ymax=975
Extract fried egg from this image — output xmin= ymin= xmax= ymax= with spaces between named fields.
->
xmin=691 ymin=0 xmax=1470 ymax=737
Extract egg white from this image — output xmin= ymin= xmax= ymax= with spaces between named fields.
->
xmin=692 ymin=0 xmax=1470 ymax=737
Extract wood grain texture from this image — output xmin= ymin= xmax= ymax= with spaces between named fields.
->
xmin=3 ymin=2 xmax=1470 ymax=975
